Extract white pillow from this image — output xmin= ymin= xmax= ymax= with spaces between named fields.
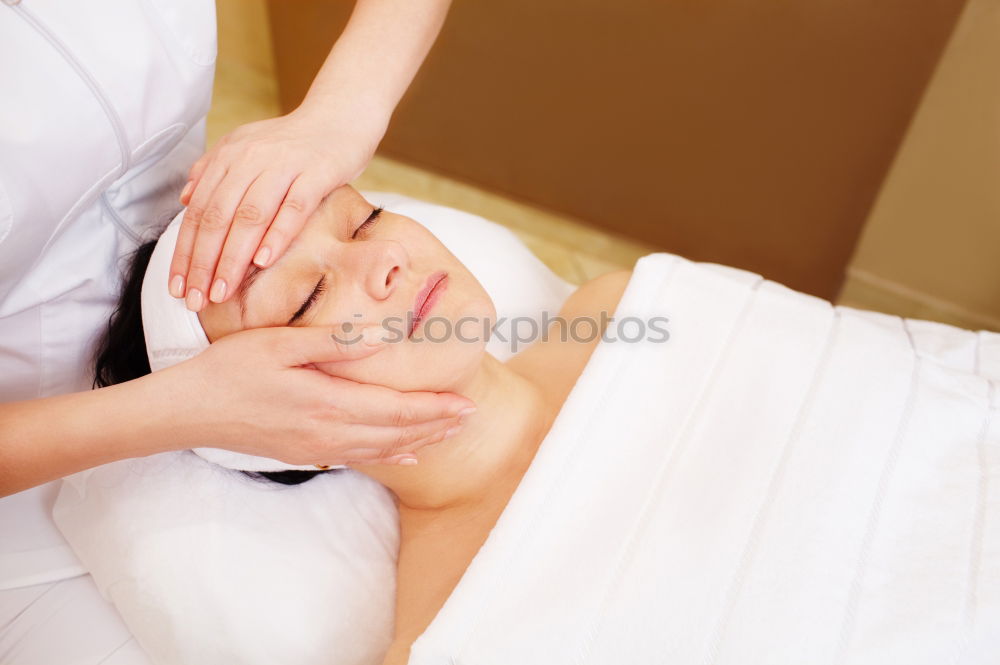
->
xmin=53 ymin=193 xmax=579 ymax=665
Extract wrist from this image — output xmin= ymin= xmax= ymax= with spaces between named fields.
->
xmin=296 ymin=87 xmax=392 ymax=138
xmin=107 ymin=370 xmax=192 ymax=458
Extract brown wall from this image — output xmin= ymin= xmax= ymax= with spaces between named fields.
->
xmin=269 ymin=0 xmax=966 ymax=299
xmin=840 ymin=0 xmax=1000 ymax=331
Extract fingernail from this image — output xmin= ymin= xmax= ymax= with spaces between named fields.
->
xmin=444 ymin=426 xmax=462 ymax=439
xmin=169 ymin=274 xmax=185 ymax=299
xmin=185 ymin=288 xmax=204 ymax=312
xmin=253 ymin=246 xmax=271 ymax=267
xmin=398 ymin=457 xmax=419 ymax=466
xmin=209 ymin=278 xmax=227 ymax=303
xmin=457 ymin=406 xmax=477 ymax=417
xmin=180 ymin=181 xmax=192 ymax=201
xmin=362 ymin=326 xmax=387 ymax=346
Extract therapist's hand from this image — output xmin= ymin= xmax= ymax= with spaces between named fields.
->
xmin=164 ymin=324 xmax=474 ymax=466
xmin=170 ymin=101 xmax=387 ymax=311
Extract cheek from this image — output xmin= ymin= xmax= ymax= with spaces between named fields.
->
xmin=314 ymin=293 xmax=494 ymax=392
xmin=311 ymin=233 xmax=495 ymax=391
xmin=198 ymin=299 xmax=244 ymax=343
xmin=313 ymin=336 xmax=485 ymax=392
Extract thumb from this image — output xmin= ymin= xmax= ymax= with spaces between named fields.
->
xmin=266 ymin=324 xmax=391 ymax=367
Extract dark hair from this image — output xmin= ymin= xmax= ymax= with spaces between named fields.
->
xmin=94 ymin=241 xmax=157 ymax=390
xmin=93 ymin=240 xmax=326 ymax=486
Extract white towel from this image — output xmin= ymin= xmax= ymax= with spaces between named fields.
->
xmin=410 ymin=253 xmax=1000 ymax=665
xmin=140 ymin=210 xmax=325 ymax=472
xmin=140 ymin=211 xmax=211 ymax=373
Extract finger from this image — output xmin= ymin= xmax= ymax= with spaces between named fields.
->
xmin=188 ymin=146 xmax=215 ymax=183
xmin=361 ymin=426 xmax=459 ymax=465
xmin=322 ymin=379 xmax=476 ymax=426
xmin=342 ymin=415 xmax=462 ymax=454
xmin=385 ymin=454 xmax=420 ymax=466
xmin=334 ymin=417 xmax=463 ymax=462
xmin=340 ymin=454 xmax=420 ymax=466
xmin=252 ymin=173 xmax=328 ymax=268
xmin=179 ymin=180 xmax=194 ymax=206
xmin=184 ymin=168 xmax=258 ymax=312
xmin=169 ymin=163 xmax=227 ymax=299
xmin=261 ymin=325 xmax=393 ymax=366
xmin=210 ymin=171 xmax=295 ymax=304
xmin=180 ymin=151 xmax=213 ymax=206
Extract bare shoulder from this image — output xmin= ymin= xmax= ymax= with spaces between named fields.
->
xmin=508 ymin=270 xmax=633 ymax=400
xmin=558 ymin=270 xmax=633 ymax=320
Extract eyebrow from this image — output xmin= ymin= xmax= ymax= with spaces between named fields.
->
xmin=237 ymin=265 xmax=263 ymax=324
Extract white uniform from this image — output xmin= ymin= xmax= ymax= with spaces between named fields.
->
xmin=0 ymin=0 xmax=215 ymax=661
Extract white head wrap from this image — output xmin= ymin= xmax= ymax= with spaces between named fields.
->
xmin=141 ymin=210 xmax=342 ymax=473
xmin=140 ymin=211 xmax=210 ymax=372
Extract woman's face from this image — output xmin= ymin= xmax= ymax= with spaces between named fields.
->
xmin=199 ymin=186 xmax=496 ymax=392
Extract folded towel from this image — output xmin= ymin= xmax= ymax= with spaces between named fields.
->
xmin=411 ymin=253 xmax=1000 ymax=665
xmin=140 ymin=210 xmax=211 ymax=373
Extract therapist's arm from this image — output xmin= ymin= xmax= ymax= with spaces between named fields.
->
xmin=171 ymin=0 xmax=452 ymax=312
xmin=0 ymin=325 xmax=473 ymax=498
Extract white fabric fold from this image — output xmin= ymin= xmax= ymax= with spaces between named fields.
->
xmin=410 ymin=253 xmax=1000 ymax=665
xmin=140 ymin=210 xmax=211 ymax=373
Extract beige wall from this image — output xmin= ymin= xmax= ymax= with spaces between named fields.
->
xmin=269 ymin=0 xmax=965 ymax=300
xmin=840 ymin=0 xmax=1000 ymax=331
xmin=206 ymin=0 xmax=281 ymax=147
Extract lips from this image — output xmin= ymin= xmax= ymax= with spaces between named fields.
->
xmin=409 ymin=271 xmax=448 ymax=337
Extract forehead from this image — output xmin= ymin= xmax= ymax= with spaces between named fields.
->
xmin=234 ymin=189 xmax=379 ymax=319
xmin=322 ymin=185 xmax=370 ymax=213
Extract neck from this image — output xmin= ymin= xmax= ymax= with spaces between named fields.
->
xmin=353 ymin=354 xmax=558 ymax=513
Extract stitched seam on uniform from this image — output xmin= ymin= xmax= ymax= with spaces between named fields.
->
xmin=13 ymin=4 xmax=132 ymax=177
xmin=0 ymin=582 xmax=57 ymax=637
xmin=99 ymin=193 xmax=142 ymax=244
xmin=123 ymin=122 xmax=190 ymax=182
xmin=94 ymin=636 xmax=135 ymax=665
xmin=703 ymin=305 xmax=841 ymax=665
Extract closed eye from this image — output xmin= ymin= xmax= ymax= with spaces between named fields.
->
xmin=351 ymin=207 xmax=383 ymax=239
xmin=288 ymin=276 xmax=325 ymax=325
xmin=286 ymin=207 xmax=380 ymax=324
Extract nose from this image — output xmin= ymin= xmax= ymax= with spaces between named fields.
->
xmin=360 ymin=239 xmax=408 ymax=301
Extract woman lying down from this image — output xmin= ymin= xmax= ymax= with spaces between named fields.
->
xmin=91 ymin=185 xmax=999 ymax=665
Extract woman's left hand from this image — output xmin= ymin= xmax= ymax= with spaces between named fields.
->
xmin=169 ymin=101 xmax=388 ymax=311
